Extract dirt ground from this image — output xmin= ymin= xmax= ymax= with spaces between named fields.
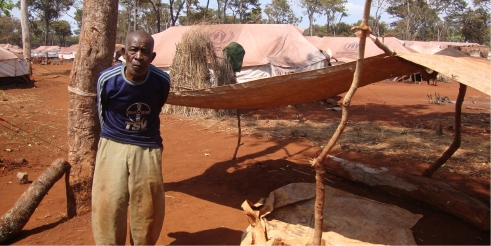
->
xmin=0 ymin=62 xmax=490 ymax=245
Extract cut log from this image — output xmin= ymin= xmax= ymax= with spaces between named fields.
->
xmin=323 ymin=155 xmax=490 ymax=231
xmin=0 ymin=159 xmax=70 ymax=243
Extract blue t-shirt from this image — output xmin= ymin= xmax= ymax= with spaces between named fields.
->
xmin=97 ymin=64 xmax=170 ymax=148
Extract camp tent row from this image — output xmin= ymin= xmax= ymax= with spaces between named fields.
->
xmin=151 ymin=24 xmax=326 ymax=83
xmin=31 ymin=46 xmax=61 ymax=58
xmin=0 ymin=44 xmax=23 ymax=55
xmin=59 ymin=44 xmax=78 ymax=59
xmin=148 ymin=24 xmax=489 ymax=109
xmin=151 ymin=24 xmax=488 ymax=84
xmin=30 ymin=44 xmax=124 ymax=60
xmin=305 ymin=36 xmax=488 ymax=63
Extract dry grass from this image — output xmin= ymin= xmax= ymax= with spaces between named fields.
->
xmin=164 ymin=24 xmax=236 ymax=118
xmin=184 ymin=112 xmax=490 ymax=181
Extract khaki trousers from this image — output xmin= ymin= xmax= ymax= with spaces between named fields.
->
xmin=92 ymin=138 xmax=165 ymax=245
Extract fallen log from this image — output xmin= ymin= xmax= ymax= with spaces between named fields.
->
xmin=0 ymin=158 xmax=70 ymax=243
xmin=323 ymin=155 xmax=490 ymax=231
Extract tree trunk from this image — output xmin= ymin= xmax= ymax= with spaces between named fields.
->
xmin=149 ymin=0 xmax=161 ymax=33
xmin=422 ymin=83 xmax=467 ymax=177
xmin=204 ymin=0 xmax=210 ymax=19
xmin=20 ymin=0 xmax=32 ymax=76
xmin=223 ymin=0 xmax=229 ymax=23
xmin=322 ymin=156 xmax=490 ymax=231
xmin=0 ymin=159 xmax=70 ymax=244
xmin=133 ymin=0 xmax=138 ymax=31
xmin=66 ymin=0 xmax=119 ymax=218
xmin=44 ymin=18 xmax=50 ymax=46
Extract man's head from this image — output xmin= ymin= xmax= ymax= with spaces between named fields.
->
xmin=123 ymin=30 xmax=156 ymax=82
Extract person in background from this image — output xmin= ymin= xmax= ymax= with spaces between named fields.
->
xmin=92 ymin=30 xmax=171 ymax=245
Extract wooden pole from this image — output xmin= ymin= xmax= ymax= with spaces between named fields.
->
xmin=422 ymin=83 xmax=467 ymax=177
xmin=232 ymin=110 xmax=243 ymax=159
xmin=310 ymin=0 xmax=373 ymax=244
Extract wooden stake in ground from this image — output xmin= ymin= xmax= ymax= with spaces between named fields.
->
xmin=309 ymin=0 xmax=373 ymax=244
xmin=0 ymin=159 xmax=70 ymax=244
xmin=422 ymin=83 xmax=467 ymax=177
xmin=66 ymin=0 xmax=119 ymax=217
xmin=232 ymin=110 xmax=243 ymax=159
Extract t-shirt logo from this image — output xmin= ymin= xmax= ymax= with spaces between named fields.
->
xmin=125 ymin=102 xmax=151 ymax=131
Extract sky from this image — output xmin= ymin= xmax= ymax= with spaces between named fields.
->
xmin=10 ymin=0 xmax=391 ymax=31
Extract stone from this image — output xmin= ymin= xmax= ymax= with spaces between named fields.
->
xmin=16 ymin=172 xmax=28 ymax=184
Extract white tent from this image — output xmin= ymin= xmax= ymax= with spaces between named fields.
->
xmin=0 ymin=47 xmax=29 ymax=85
xmin=32 ymin=46 xmax=60 ymax=58
xmin=152 ymin=24 xmax=326 ymax=83
xmin=59 ymin=44 xmax=78 ymax=59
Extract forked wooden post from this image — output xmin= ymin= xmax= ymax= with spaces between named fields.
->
xmin=309 ymin=0 xmax=373 ymax=244
xmin=422 ymin=83 xmax=467 ymax=177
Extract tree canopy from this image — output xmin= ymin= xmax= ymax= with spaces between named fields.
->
xmin=5 ymin=0 xmax=489 ymax=48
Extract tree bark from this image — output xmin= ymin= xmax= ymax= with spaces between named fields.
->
xmin=0 ymin=159 xmax=70 ymax=244
xmin=149 ymin=0 xmax=161 ymax=33
xmin=20 ymin=0 xmax=32 ymax=76
xmin=422 ymin=83 xmax=467 ymax=177
xmin=309 ymin=1 xmax=372 ymax=244
xmin=67 ymin=0 xmax=119 ymax=217
xmin=322 ymin=155 xmax=490 ymax=231
xmin=133 ymin=0 xmax=138 ymax=31
xmin=223 ymin=0 xmax=229 ymax=23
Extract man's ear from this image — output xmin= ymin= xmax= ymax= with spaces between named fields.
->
xmin=121 ymin=47 xmax=125 ymax=55
xmin=151 ymin=52 xmax=156 ymax=62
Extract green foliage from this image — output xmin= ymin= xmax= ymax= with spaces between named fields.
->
xmin=264 ymin=0 xmax=302 ymax=25
xmin=461 ymin=7 xmax=490 ymax=45
xmin=27 ymin=0 xmax=74 ymax=45
xmin=306 ymin=21 xmax=355 ymax=37
xmin=0 ymin=14 xmax=21 ymax=45
xmin=226 ymin=0 xmax=261 ymax=23
xmin=51 ymin=20 xmax=72 ymax=46
xmin=74 ymin=8 xmax=82 ymax=30
xmin=0 ymin=0 xmax=14 ymax=16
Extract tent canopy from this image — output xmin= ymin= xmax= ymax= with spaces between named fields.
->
xmin=32 ymin=46 xmax=60 ymax=57
xmin=401 ymin=40 xmax=482 ymax=54
xmin=0 ymin=44 xmax=23 ymax=54
xmin=152 ymin=24 xmax=325 ymax=69
xmin=308 ymin=36 xmax=416 ymax=63
xmin=0 ymin=47 xmax=29 ymax=84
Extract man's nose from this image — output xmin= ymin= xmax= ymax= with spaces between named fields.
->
xmin=135 ymin=51 xmax=142 ymax=59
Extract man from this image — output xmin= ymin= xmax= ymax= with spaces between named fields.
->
xmin=92 ymin=30 xmax=170 ymax=245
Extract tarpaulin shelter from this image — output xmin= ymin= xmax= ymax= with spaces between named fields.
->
xmin=31 ymin=46 xmax=60 ymax=58
xmin=306 ymin=36 xmax=417 ymax=63
xmin=165 ymin=51 xmax=490 ymax=109
xmin=59 ymin=44 xmax=78 ymax=60
xmin=0 ymin=44 xmax=23 ymax=54
xmin=152 ymin=24 xmax=326 ymax=83
xmin=401 ymin=40 xmax=481 ymax=54
xmin=304 ymin=36 xmax=322 ymax=47
xmin=0 ymin=47 xmax=29 ymax=85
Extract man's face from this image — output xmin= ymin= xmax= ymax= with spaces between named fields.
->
xmin=124 ymin=34 xmax=156 ymax=81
